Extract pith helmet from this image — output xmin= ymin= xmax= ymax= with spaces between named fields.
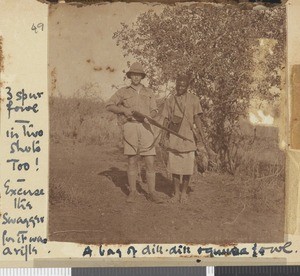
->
xmin=126 ymin=62 xmax=146 ymax=79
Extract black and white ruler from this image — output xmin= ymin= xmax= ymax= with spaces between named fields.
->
xmin=2 ymin=266 xmax=300 ymax=275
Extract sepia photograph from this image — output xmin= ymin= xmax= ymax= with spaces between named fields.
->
xmin=48 ymin=1 xmax=286 ymax=245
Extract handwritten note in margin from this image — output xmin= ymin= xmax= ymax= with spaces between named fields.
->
xmin=0 ymin=0 xmax=49 ymax=263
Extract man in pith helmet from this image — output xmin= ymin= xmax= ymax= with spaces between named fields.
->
xmin=106 ymin=62 xmax=163 ymax=204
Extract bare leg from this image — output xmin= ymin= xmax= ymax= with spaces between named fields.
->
xmin=169 ymin=174 xmax=181 ymax=203
xmin=136 ymin=157 xmax=143 ymax=184
xmin=180 ymin=175 xmax=191 ymax=204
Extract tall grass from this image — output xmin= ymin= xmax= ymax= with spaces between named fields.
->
xmin=50 ymin=96 xmax=122 ymax=146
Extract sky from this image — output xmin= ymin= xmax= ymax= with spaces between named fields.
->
xmin=49 ymin=2 xmax=162 ymax=100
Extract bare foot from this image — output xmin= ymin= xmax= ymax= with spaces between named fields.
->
xmin=126 ymin=191 xmax=138 ymax=203
xmin=180 ymin=193 xmax=188 ymax=204
xmin=169 ymin=193 xmax=180 ymax=203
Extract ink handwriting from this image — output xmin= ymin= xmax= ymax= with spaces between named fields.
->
xmin=2 ymin=85 xmax=46 ymax=261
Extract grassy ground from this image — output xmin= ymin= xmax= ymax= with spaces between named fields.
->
xmin=49 ymin=96 xmax=285 ymax=244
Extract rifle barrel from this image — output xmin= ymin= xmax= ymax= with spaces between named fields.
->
xmin=132 ymin=111 xmax=193 ymax=143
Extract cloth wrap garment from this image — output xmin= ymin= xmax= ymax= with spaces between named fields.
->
xmin=162 ymin=92 xmax=203 ymax=175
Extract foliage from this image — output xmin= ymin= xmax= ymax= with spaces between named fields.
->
xmin=113 ymin=4 xmax=285 ymax=172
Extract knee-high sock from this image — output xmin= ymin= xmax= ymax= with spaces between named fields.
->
xmin=146 ymin=172 xmax=156 ymax=194
xmin=127 ymin=170 xmax=137 ymax=192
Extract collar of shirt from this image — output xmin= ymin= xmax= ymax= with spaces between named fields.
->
xmin=128 ymin=84 xmax=146 ymax=95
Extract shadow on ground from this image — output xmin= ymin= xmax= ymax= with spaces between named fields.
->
xmin=98 ymin=166 xmax=173 ymax=197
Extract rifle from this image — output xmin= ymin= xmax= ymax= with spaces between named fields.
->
xmin=132 ymin=111 xmax=194 ymax=143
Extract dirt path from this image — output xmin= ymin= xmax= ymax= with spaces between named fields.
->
xmin=49 ymin=141 xmax=284 ymax=245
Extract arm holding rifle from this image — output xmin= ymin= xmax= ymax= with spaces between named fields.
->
xmin=105 ymin=88 xmax=134 ymax=118
xmin=106 ymin=105 xmax=157 ymax=122
xmin=106 ymin=104 xmax=134 ymax=118
xmin=107 ymin=105 xmax=157 ymax=126
xmin=131 ymin=88 xmax=158 ymax=123
xmin=132 ymin=110 xmax=193 ymax=143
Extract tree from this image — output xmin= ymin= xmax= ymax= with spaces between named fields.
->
xmin=113 ymin=4 xmax=285 ymax=173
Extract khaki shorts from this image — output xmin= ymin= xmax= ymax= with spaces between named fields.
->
xmin=123 ymin=121 xmax=156 ymax=156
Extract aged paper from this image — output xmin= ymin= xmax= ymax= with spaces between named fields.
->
xmin=48 ymin=1 xmax=286 ymax=245
xmin=0 ymin=0 xmax=300 ymax=267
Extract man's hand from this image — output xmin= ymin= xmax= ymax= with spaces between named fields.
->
xmin=122 ymin=107 xmax=134 ymax=118
xmin=159 ymin=136 xmax=169 ymax=149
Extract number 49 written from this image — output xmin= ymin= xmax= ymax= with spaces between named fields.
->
xmin=31 ymin=23 xmax=44 ymax=33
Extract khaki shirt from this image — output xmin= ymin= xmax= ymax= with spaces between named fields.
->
xmin=162 ymin=92 xmax=203 ymax=152
xmin=106 ymin=84 xmax=157 ymax=117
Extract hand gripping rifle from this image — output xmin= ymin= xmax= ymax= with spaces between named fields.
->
xmin=132 ymin=111 xmax=194 ymax=143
